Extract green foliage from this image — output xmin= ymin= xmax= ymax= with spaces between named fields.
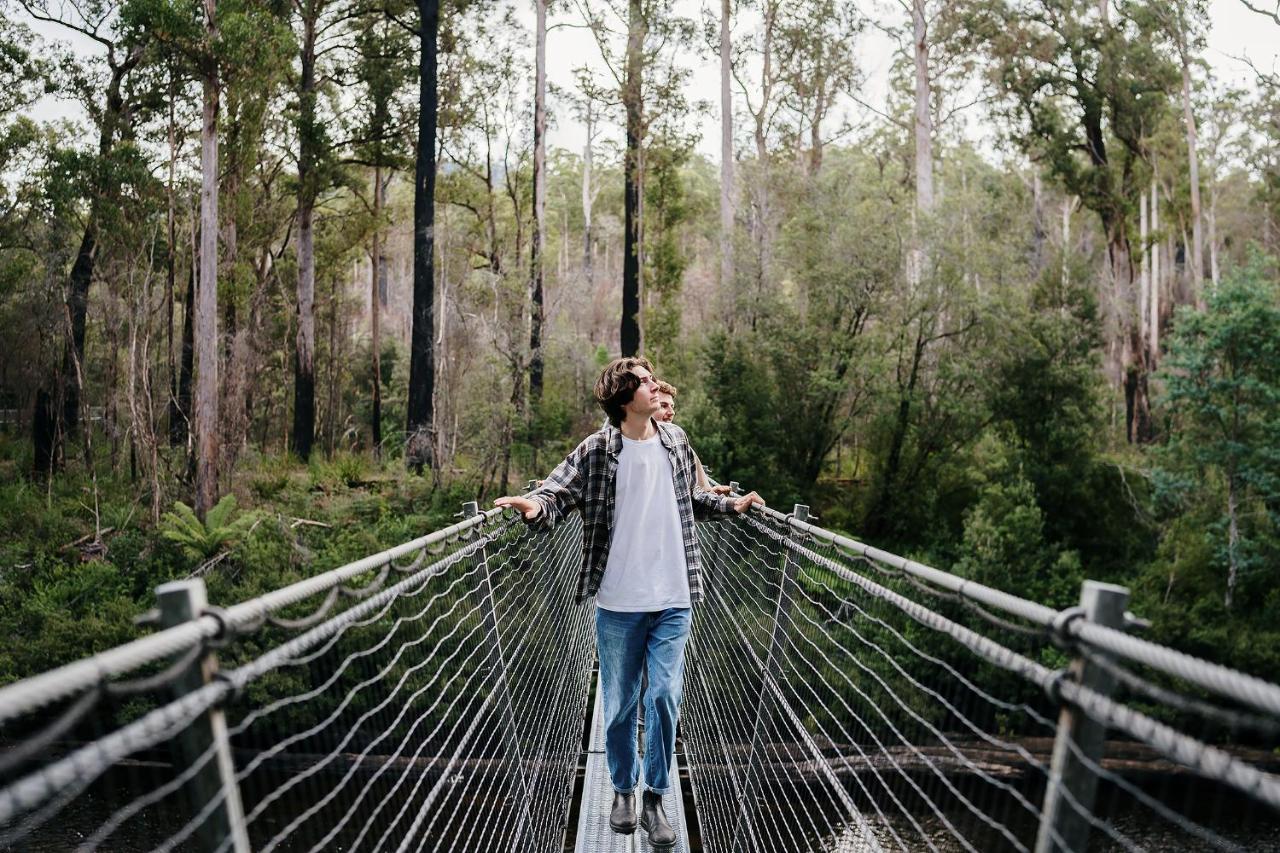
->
xmin=955 ymin=454 xmax=1082 ymax=608
xmin=159 ymin=496 xmax=260 ymax=562
xmin=1148 ymin=254 xmax=1280 ymax=614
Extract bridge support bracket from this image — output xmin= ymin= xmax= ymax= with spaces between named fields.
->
xmin=156 ymin=579 xmax=251 ymax=853
xmin=1034 ymin=580 xmax=1129 ymax=853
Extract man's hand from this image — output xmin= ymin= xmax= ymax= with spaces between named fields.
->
xmin=495 ymin=495 xmax=542 ymax=520
xmin=732 ymin=491 xmax=765 ymax=514
xmin=710 ymin=484 xmax=733 ymax=496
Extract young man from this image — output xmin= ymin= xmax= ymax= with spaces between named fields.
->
xmin=495 ymin=357 xmax=764 ymax=849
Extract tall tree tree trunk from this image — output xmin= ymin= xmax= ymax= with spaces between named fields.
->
xmin=913 ymin=0 xmax=934 ymax=214
xmin=753 ymin=1 xmax=776 ymax=163
xmin=1225 ymin=468 xmax=1240 ymax=610
xmin=1061 ymin=195 xmax=1075 ymax=284
xmin=173 ymin=265 xmax=195 ymax=447
xmin=293 ymin=10 xmax=317 ymax=461
xmin=865 ymin=325 xmax=925 ymax=539
xmin=166 ymin=61 xmax=181 ymax=447
xmin=719 ymin=0 xmax=734 ymax=293
xmin=60 ymin=50 xmax=139 ymax=436
xmin=1208 ymin=181 xmax=1219 ymax=287
xmin=1031 ymin=172 xmax=1046 ymax=273
xmin=195 ymin=6 xmax=221 ymax=519
xmin=529 ymin=0 xmax=547 ymax=406
xmin=1149 ymin=176 xmax=1160 ymax=365
xmin=910 ymin=0 xmax=933 ymax=289
xmin=583 ymin=101 xmax=594 ymax=287
xmin=1179 ymin=56 xmax=1204 ymax=309
xmin=370 ymin=166 xmax=384 ymax=460
xmin=33 ymin=386 xmax=59 ymax=476
xmin=1140 ymin=190 xmax=1149 ymax=345
xmin=747 ymin=0 xmax=777 ymax=331
xmin=620 ymin=0 xmax=645 ymax=357
xmin=407 ymin=0 xmax=440 ymax=470
xmin=220 ymin=166 xmax=250 ymax=474
xmin=1113 ymin=224 xmax=1151 ymax=444
xmin=61 ymin=228 xmax=96 ymax=434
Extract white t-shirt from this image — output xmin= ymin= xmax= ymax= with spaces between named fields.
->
xmin=594 ymin=431 xmax=691 ymax=612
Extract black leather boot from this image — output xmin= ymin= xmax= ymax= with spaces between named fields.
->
xmin=609 ymin=791 xmax=637 ymax=834
xmin=640 ymin=790 xmax=676 ymax=849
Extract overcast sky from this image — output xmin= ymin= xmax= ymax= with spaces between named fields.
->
xmin=25 ymin=0 xmax=1280 ymax=162
xmin=535 ymin=0 xmax=1280 ymax=160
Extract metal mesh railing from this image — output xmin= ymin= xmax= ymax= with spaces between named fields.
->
xmin=5 ymin=487 xmax=1280 ymax=853
xmin=682 ymin=503 xmax=1280 ymax=853
xmin=0 ymin=506 xmax=594 ymax=853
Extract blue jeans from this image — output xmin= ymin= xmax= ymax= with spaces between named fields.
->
xmin=595 ymin=607 xmax=692 ymax=795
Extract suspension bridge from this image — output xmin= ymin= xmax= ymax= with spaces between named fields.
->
xmin=1 ymin=483 xmax=1279 ymax=852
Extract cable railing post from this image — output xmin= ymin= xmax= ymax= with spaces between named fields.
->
xmin=155 ymin=579 xmax=250 ymax=853
xmin=1035 ymin=580 xmax=1129 ymax=853
xmin=729 ymin=503 xmax=808 ymax=853
xmin=461 ymin=500 xmax=532 ymax=849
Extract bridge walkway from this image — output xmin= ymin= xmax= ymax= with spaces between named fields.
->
xmin=575 ymin=675 xmax=690 ymax=853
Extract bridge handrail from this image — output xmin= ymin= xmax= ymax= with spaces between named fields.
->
xmin=749 ymin=501 xmax=1280 ymax=719
xmin=0 ymin=506 xmax=506 ymax=726
xmin=741 ymin=513 xmax=1280 ymax=812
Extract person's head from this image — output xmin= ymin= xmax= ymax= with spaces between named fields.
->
xmin=595 ymin=356 xmax=658 ymax=427
xmin=654 ymin=380 xmax=677 ymax=423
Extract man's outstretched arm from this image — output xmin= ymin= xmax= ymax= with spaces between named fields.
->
xmin=494 ymin=441 xmax=589 ymax=528
xmin=691 ymin=479 xmax=765 ymax=518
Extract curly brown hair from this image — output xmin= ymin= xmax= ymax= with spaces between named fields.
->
xmin=655 ymin=380 xmax=678 ymax=397
xmin=594 ymin=356 xmax=655 ymax=427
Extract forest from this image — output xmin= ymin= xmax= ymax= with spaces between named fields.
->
xmin=0 ymin=0 xmax=1278 ymax=687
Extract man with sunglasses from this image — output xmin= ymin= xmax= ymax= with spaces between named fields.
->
xmin=496 ymin=356 xmax=764 ymax=849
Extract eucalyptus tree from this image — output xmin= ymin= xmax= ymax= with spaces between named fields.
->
xmin=351 ymin=8 xmax=414 ymax=460
xmin=725 ymin=0 xmax=782 ymax=327
xmin=0 ymin=15 xmax=58 ymax=473
xmin=718 ymin=0 xmax=733 ymax=296
xmin=529 ymin=0 xmax=548 ymax=407
xmin=775 ymin=0 xmax=860 ymax=175
xmin=405 ymin=0 xmax=440 ymax=471
xmin=129 ymin=0 xmax=292 ymax=511
xmin=566 ymin=67 xmax=613 ymax=289
xmin=218 ymin=4 xmax=291 ymax=472
xmin=576 ymin=0 xmax=698 ymax=356
xmin=289 ymin=0 xmax=364 ymax=461
xmin=434 ymin=10 xmax=533 ymax=492
xmin=977 ymin=0 xmax=1177 ymax=443
xmin=17 ymin=0 xmax=149 ymax=469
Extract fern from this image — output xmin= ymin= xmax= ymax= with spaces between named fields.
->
xmin=160 ymin=496 xmax=260 ymax=562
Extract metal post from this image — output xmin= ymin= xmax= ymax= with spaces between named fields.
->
xmin=1035 ymin=580 xmax=1129 ymax=853
xmin=155 ymin=580 xmax=250 ymax=853
xmin=461 ymin=501 xmax=532 ymax=848
xmin=730 ymin=504 xmax=808 ymax=853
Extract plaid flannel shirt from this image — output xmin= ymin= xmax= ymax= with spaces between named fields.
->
xmin=524 ymin=420 xmax=736 ymax=605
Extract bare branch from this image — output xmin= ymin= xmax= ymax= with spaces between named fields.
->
xmin=847 ymin=91 xmax=910 ymax=130
xmin=1237 ymin=0 xmax=1280 ymax=25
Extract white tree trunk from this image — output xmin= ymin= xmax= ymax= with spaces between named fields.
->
xmin=1181 ymin=60 xmax=1204 ymax=309
xmin=1208 ymin=184 xmax=1220 ymax=287
xmin=1149 ymin=177 xmax=1160 ymax=364
xmin=913 ymin=0 xmax=933 ymax=214
xmin=194 ymin=0 xmax=220 ymax=519
xmin=582 ymin=101 xmax=594 ymax=287
xmin=1139 ymin=191 xmax=1149 ymax=344
xmin=1061 ymin=195 xmax=1074 ymax=285
xmin=719 ymin=0 xmax=734 ymax=291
